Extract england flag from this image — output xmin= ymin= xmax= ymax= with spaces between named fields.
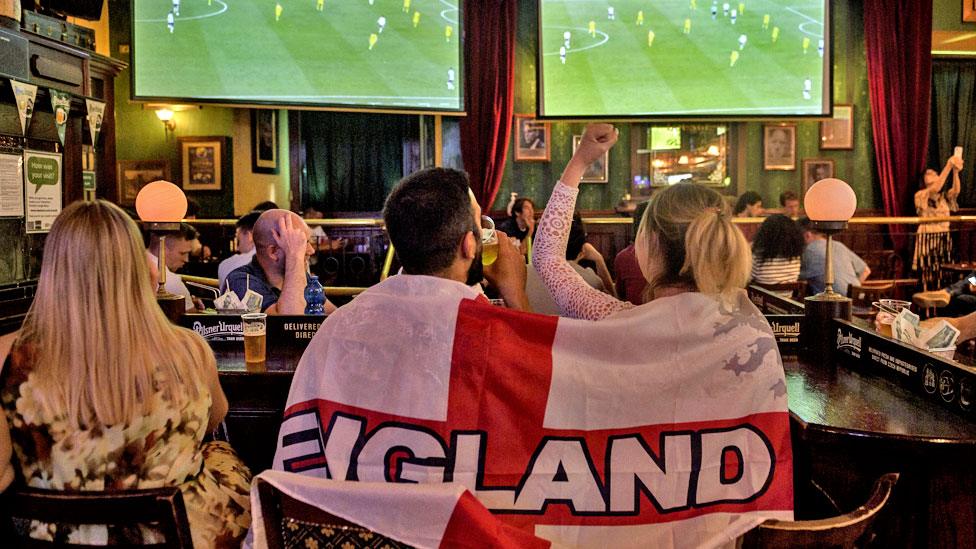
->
xmin=270 ymin=275 xmax=793 ymax=547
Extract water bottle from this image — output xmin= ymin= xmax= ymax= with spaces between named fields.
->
xmin=304 ymin=275 xmax=326 ymax=315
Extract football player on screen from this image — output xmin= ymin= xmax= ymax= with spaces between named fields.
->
xmin=172 ymin=0 xmax=180 ymax=17
xmin=403 ymin=0 xmax=410 ymax=13
xmin=317 ymin=0 xmax=324 ymax=12
xmin=369 ymin=33 xmax=378 ymax=50
xmin=447 ymin=68 xmax=456 ymax=90
xmin=445 ymin=25 xmax=453 ymax=42
xmin=167 ymin=11 xmax=175 ymax=33
xmin=413 ymin=11 xmax=420 ymax=27
xmin=559 ymin=46 xmax=566 ymax=64
xmin=636 ymin=10 xmax=643 ymax=25
xmin=378 ymin=16 xmax=387 ymax=33
xmin=275 ymin=2 xmax=283 ymax=21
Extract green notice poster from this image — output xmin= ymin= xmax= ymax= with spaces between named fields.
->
xmin=24 ymin=150 xmax=62 ymax=233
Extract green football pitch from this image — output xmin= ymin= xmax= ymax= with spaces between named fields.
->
xmin=540 ymin=0 xmax=827 ymax=116
xmin=133 ymin=0 xmax=462 ymax=110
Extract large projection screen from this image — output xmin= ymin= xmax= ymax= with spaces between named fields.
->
xmin=538 ymin=0 xmax=831 ymax=118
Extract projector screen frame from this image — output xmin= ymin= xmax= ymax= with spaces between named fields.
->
xmin=128 ymin=0 xmax=466 ymax=115
xmin=534 ymin=1 xmax=833 ymax=120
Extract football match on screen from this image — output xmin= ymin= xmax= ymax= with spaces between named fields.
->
xmin=132 ymin=0 xmax=463 ymax=110
xmin=539 ymin=0 xmax=829 ymax=117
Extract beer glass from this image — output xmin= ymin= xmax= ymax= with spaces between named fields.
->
xmin=242 ymin=312 xmax=267 ymax=365
xmin=481 ymin=215 xmax=498 ymax=266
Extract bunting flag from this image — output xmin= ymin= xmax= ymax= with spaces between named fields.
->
xmin=85 ymin=98 xmax=106 ymax=151
xmin=49 ymin=89 xmax=71 ymax=146
xmin=10 ymin=79 xmax=37 ymax=136
xmin=271 ymin=275 xmax=794 ymax=548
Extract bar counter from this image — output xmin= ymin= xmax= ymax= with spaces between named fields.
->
xmin=215 ymin=345 xmax=976 ymax=547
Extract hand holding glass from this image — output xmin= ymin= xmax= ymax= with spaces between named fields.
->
xmin=481 ymin=215 xmax=498 ymax=266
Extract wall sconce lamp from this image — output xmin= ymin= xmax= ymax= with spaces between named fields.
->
xmin=155 ymin=108 xmax=176 ymax=134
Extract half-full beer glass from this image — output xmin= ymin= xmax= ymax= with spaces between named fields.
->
xmin=242 ymin=312 xmax=267 ymax=364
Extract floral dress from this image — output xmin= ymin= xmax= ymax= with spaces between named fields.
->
xmin=1 ymin=343 xmax=252 ymax=548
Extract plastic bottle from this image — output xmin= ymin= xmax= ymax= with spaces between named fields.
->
xmin=304 ymin=275 xmax=326 ymax=315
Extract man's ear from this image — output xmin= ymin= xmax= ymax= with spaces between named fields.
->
xmin=461 ymin=231 xmax=477 ymax=260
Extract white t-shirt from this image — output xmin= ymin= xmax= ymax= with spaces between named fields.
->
xmin=218 ymin=250 xmax=256 ymax=291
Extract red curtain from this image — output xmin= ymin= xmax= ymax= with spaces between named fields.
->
xmin=460 ymin=0 xmax=517 ymax=209
xmin=864 ymin=0 xmax=933 ymax=249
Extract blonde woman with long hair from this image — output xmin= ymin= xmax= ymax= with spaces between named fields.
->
xmin=0 ymin=200 xmax=250 ymax=547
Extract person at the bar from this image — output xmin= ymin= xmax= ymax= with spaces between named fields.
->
xmin=0 ymin=200 xmax=251 ymax=547
xmin=798 ymin=216 xmax=870 ymax=296
xmin=914 ymin=154 xmax=963 ymax=290
xmin=779 ymin=190 xmax=801 ymax=217
xmin=148 ymin=222 xmax=204 ymax=311
xmin=497 ymin=196 xmax=536 ymax=246
xmin=751 ymin=214 xmax=804 ymax=288
xmin=217 ymin=210 xmax=261 ymax=291
xmin=225 ymin=209 xmax=336 ymax=314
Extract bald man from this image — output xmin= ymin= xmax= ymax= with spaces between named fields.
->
xmin=225 ymin=209 xmax=335 ymax=315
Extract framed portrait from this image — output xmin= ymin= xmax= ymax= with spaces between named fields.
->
xmin=573 ymin=135 xmax=609 ymax=183
xmin=965 ymin=0 xmax=976 ymax=23
xmin=802 ymin=158 xmax=835 ymax=193
xmin=514 ymin=114 xmax=550 ymax=161
xmin=820 ymin=105 xmax=854 ymax=150
xmin=179 ymin=136 xmax=230 ymax=191
xmin=117 ymin=160 xmax=170 ymax=206
xmin=763 ymin=124 xmax=796 ymax=171
xmin=251 ymin=109 xmax=278 ymax=174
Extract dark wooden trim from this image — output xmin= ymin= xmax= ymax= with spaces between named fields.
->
xmin=288 ymin=110 xmax=303 ymax=213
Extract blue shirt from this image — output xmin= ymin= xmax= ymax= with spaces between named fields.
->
xmin=800 ymin=239 xmax=868 ymax=297
xmin=225 ymin=257 xmax=314 ymax=312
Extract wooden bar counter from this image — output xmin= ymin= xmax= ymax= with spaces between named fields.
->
xmin=215 ymin=338 xmax=976 ymax=548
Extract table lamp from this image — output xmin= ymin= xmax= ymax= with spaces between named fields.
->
xmin=136 ymin=180 xmax=187 ymax=321
xmin=802 ymin=178 xmax=857 ymax=357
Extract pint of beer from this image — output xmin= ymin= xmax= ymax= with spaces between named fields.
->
xmin=242 ymin=312 xmax=267 ymax=364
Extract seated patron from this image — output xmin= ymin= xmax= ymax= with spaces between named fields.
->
xmin=734 ymin=191 xmax=764 ymax=217
xmin=799 ymin=217 xmax=870 ymax=296
xmin=526 ymin=214 xmax=614 ymax=315
xmin=148 ymin=222 xmax=203 ymax=311
xmin=0 ymin=200 xmax=251 ymax=547
xmin=226 ymin=209 xmax=335 ymax=315
xmin=614 ymin=201 xmax=649 ymax=305
xmin=303 ymin=203 xmax=346 ymax=252
xmin=751 ymin=214 xmax=804 ymax=286
xmin=497 ymin=197 xmax=536 ymax=248
xmin=217 ymin=211 xmax=261 ymax=290
xmin=779 ymin=190 xmax=802 ymax=218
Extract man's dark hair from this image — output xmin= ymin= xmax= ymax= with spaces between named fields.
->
xmin=252 ymin=201 xmax=279 ymax=212
xmin=149 ymin=222 xmax=198 ymax=248
xmin=734 ymin=191 xmax=763 ymax=215
xmin=511 ymin=197 xmax=535 ymax=218
xmin=796 ymin=216 xmax=820 ymax=235
xmin=779 ymin=190 xmax=798 ymax=206
xmin=236 ymin=211 xmax=261 ymax=231
xmin=384 ymin=167 xmax=475 ymax=275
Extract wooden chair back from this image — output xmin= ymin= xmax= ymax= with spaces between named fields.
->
xmin=754 ymin=280 xmax=808 ymax=301
xmin=255 ymin=478 xmax=410 ymax=549
xmin=742 ymin=473 xmax=899 ymax=549
xmin=1 ymin=485 xmax=193 ymax=548
xmin=847 ymin=283 xmax=894 ymax=321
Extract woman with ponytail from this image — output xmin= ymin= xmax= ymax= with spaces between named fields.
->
xmin=534 ymin=123 xmax=755 ymax=321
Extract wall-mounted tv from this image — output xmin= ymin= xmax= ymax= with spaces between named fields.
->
xmin=131 ymin=0 xmax=463 ymax=112
xmin=537 ymin=0 xmax=831 ymax=118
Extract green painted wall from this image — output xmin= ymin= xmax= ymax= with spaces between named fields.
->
xmin=933 ymin=0 xmax=976 ymax=31
xmin=493 ymin=0 xmax=879 ymax=212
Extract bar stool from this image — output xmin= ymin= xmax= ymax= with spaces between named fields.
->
xmin=912 ymin=290 xmax=950 ymax=319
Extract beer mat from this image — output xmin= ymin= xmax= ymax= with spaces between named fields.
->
xmin=833 ymin=319 xmax=976 ymax=418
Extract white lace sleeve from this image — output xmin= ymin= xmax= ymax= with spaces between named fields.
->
xmin=533 ymin=182 xmax=634 ymax=321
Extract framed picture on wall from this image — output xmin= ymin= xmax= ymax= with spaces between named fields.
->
xmin=802 ymin=158 xmax=835 ymax=193
xmin=763 ymin=124 xmax=796 ymax=171
xmin=179 ymin=136 xmax=230 ymax=191
xmin=820 ymin=105 xmax=854 ymax=150
xmin=251 ymin=109 xmax=279 ymax=174
xmin=573 ymin=135 xmax=609 ymax=183
xmin=514 ymin=114 xmax=550 ymax=161
xmin=117 ymin=160 xmax=170 ymax=206
xmin=965 ymin=1 xmax=976 ymax=23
